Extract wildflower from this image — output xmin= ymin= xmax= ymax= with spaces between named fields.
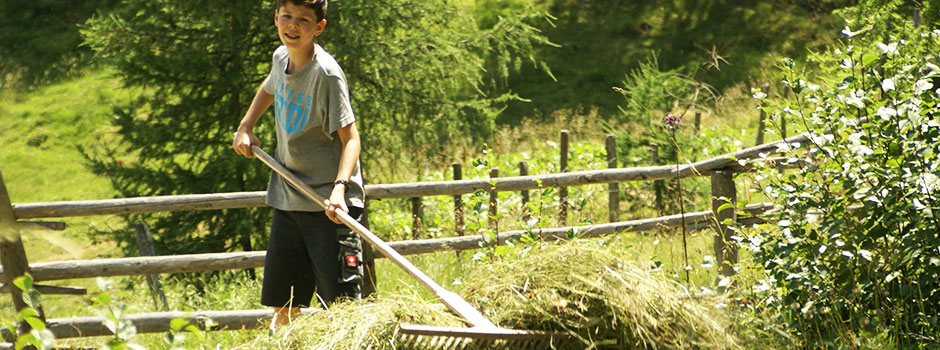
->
xmin=663 ymin=115 xmax=682 ymax=130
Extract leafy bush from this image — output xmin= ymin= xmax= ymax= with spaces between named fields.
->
xmin=749 ymin=14 xmax=940 ymax=346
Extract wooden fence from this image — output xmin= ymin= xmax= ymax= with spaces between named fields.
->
xmin=0 ymin=130 xmax=809 ymax=343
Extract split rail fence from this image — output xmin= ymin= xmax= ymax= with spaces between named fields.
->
xmin=0 ymin=130 xmax=810 ymax=344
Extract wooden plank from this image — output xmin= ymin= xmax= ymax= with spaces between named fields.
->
xmin=13 ymin=191 xmax=267 ymax=219
xmin=13 ymin=251 xmax=267 ymax=282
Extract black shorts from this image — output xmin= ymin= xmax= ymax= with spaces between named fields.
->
xmin=261 ymin=207 xmax=363 ymax=309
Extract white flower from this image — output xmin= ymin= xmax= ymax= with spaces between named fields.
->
xmin=886 ymin=271 xmax=901 ymax=282
xmin=876 ymin=42 xmax=899 ymax=55
xmin=881 ymin=78 xmax=895 ymax=91
xmin=915 ymin=80 xmax=934 ymax=94
xmin=920 ymin=173 xmax=940 ymax=194
xmin=701 ymin=255 xmax=715 ymax=268
xmin=526 ymin=217 xmax=539 ymax=227
xmin=841 ymin=58 xmax=854 ymax=69
xmin=841 ymin=26 xmax=860 ymax=37
xmin=875 ymin=106 xmax=897 ymax=120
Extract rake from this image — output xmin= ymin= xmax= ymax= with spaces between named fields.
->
xmin=251 ymin=146 xmax=563 ymax=349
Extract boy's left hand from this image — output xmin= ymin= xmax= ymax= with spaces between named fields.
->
xmin=325 ymin=188 xmax=348 ymax=224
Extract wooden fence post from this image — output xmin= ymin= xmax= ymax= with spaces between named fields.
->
xmin=559 ymin=130 xmax=569 ymax=226
xmin=650 ymin=143 xmax=664 ymax=216
xmin=0 ymin=167 xmax=45 ymax=329
xmin=134 ymin=223 xmax=169 ymax=311
xmin=780 ymin=114 xmax=787 ymax=141
xmin=359 ymin=200 xmax=377 ymax=297
xmin=711 ymin=170 xmax=738 ymax=277
xmin=488 ymin=168 xmax=499 ymax=237
xmin=519 ymin=161 xmax=530 ymax=222
xmin=756 ymin=108 xmax=766 ymax=146
xmin=411 ymin=197 xmax=423 ymax=239
xmin=605 ymin=135 xmax=619 ymax=222
xmin=914 ymin=6 xmax=921 ymax=27
xmin=694 ymin=110 xmax=701 ymax=133
xmin=453 ymin=163 xmax=465 ymax=238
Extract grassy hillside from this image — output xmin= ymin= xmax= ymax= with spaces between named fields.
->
xmin=0 ymin=70 xmax=136 ymax=264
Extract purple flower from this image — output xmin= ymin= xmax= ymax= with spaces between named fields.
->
xmin=663 ymin=115 xmax=682 ymax=130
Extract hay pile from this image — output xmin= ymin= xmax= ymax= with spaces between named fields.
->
xmin=250 ymin=238 xmax=786 ymax=349
xmin=248 ymin=293 xmax=466 ymax=349
xmin=463 ymin=239 xmax=746 ymax=349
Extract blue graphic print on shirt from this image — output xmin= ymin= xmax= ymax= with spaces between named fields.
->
xmin=273 ymin=77 xmax=311 ymax=135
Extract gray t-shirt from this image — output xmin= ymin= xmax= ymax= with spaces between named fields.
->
xmin=262 ymin=44 xmax=364 ymax=212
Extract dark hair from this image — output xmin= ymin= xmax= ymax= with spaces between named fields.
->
xmin=276 ymin=0 xmax=327 ymax=22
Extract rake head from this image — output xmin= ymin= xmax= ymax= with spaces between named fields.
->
xmin=395 ymin=324 xmax=567 ymax=350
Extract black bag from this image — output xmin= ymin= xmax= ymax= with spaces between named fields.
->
xmin=337 ymin=227 xmax=363 ymax=284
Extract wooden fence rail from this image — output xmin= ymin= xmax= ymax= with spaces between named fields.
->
xmin=1 ymin=308 xmax=322 ymax=340
xmin=11 ymin=157 xmax=797 ymax=221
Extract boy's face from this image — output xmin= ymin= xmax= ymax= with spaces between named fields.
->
xmin=274 ymin=3 xmax=325 ymax=50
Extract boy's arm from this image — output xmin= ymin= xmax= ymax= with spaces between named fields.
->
xmin=233 ymin=81 xmax=275 ymax=158
xmin=325 ymin=122 xmax=361 ymax=223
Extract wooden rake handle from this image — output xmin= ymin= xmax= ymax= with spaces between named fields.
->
xmin=250 ymin=146 xmax=496 ymax=329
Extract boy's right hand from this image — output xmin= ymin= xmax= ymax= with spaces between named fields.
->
xmin=232 ymin=129 xmax=260 ymax=158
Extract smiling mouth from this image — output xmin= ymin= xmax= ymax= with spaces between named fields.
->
xmin=285 ymin=33 xmax=300 ymax=40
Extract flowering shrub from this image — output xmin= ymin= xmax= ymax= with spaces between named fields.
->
xmin=749 ymin=22 xmax=940 ymax=345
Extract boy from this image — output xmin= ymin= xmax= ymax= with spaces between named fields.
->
xmin=231 ymin=0 xmax=364 ymax=326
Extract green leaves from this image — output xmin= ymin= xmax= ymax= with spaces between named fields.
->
xmin=750 ymin=11 xmax=940 ymax=344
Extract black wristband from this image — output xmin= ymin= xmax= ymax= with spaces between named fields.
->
xmin=334 ymin=180 xmax=349 ymax=188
